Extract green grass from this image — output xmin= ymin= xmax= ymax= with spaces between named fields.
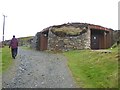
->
xmin=63 ymin=47 xmax=118 ymax=88
xmin=18 ymin=36 xmax=33 ymax=41
xmin=2 ymin=46 xmax=12 ymax=72
xmin=0 ymin=48 xmax=2 ymax=73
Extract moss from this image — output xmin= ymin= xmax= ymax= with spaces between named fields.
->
xmin=51 ymin=26 xmax=87 ymax=37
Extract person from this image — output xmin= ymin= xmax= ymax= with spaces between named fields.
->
xmin=9 ymin=35 xmax=18 ymax=59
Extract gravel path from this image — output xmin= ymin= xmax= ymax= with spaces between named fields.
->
xmin=2 ymin=47 xmax=76 ymax=88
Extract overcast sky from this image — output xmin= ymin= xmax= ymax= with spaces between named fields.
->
xmin=0 ymin=0 xmax=119 ymax=41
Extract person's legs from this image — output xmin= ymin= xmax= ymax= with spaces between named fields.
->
xmin=11 ymin=48 xmax=18 ymax=59
xmin=11 ymin=48 xmax=15 ymax=59
xmin=14 ymin=48 xmax=18 ymax=57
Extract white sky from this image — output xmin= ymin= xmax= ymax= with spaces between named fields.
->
xmin=0 ymin=0 xmax=119 ymax=41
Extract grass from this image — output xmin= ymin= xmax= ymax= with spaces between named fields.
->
xmin=63 ymin=46 xmax=118 ymax=88
xmin=2 ymin=46 xmax=13 ymax=72
xmin=52 ymin=26 xmax=85 ymax=36
xmin=0 ymin=48 xmax=2 ymax=73
xmin=18 ymin=36 xmax=33 ymax=46
xmin=18 ymin=36 xmax=33 ymax=41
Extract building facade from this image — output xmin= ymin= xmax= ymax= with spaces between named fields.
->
xmin=33 ymin=23 xmax=114 ymax=51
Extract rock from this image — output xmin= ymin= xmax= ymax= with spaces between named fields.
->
xmin=28 ymin=73 xmax=31 ymax=75
xmin=35 ymin=84 xmax=37 ymax=87
xmin=42 ymin=74 xmax=44 ymax=77
xmin=70 ymin=84 xmax=73 ymax=87
xmin=41 ymin=82 xmax=44 ymax=85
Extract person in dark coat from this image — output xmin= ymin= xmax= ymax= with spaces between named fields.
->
xmin=9 ymin=35 xmax=18 ymax=59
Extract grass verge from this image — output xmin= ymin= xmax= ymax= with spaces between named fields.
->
xmin=63 ymin=47 xmax=118 ymax=88
xmin=0 ymin=48 xmax=2 ymax=73
xmin=2 ymin=46 xmax=12 ymax=72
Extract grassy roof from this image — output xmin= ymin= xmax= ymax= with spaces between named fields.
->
xmin=51 ymin=26 xmax=87 ymax=37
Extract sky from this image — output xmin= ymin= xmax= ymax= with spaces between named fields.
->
xmin=0 ymin=0 xmax=119 ymax=41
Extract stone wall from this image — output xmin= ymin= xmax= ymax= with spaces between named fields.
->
xmin=112 ymin=30 xmax=120 ymax=44
xmin=32 ymin=22 xmax=114 ymax=51
xmin=31 ymin=32 xmax=40 ymax=50
xmin=48 ymin=28 xmax=91 ymax=51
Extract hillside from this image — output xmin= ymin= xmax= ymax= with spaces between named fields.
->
xmin=17 ymin=36 xmax=34 ymax=46
xmin=3 ymin=36 xmax=34 ymax=46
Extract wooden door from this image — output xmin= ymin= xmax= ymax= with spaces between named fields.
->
xmin=40 ymin=34 xmax=48 ymax=51
xmin=91 ymin=35 xmax=99 ymax=49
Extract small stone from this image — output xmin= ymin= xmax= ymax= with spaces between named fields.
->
xmin=6 ymin=84 xmax=9 ymax=86
xmin=35 ymin=84 xmax=37 ymax=87
xmin=28 ymin=73 xmax=31 ymax=75
xmin=41 ymin=82 xmax=44 ymax=84
xmin=42 ymin=74 xmax=44 ymax=77
xmin=19 ymin=67 xmax=22 ymax=70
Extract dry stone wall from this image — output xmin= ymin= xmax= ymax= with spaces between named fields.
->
xmin=31 ymin=32 xmax=40 ymax=50
xmin=48 ymin=28 xmax=91 ymax=51
xmin=113 ymin=30 xmax=120 ymax=44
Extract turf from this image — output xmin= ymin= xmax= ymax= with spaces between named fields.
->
xmin=2 ymin=46 xmax=12 ymax=72
xmin=63 ymin=47 xmax=118 ymax=88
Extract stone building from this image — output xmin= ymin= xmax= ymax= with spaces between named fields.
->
xmin=33 ymin=23 xmax=114 ymax=51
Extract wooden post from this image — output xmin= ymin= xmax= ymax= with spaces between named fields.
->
xmin=3 ymin=15 xmax=7 ymax=42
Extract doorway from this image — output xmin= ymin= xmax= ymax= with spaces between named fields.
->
xmin=91 ymin=29 xmax=105 ymax=49
xmin=91 ymin=34 xmax=99 ymax=49
xmin=40 ymin=33 xmax=48 ymax=51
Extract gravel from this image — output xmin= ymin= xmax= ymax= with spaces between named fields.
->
xmin=2 ymin=47 xmax=76 ymax=88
